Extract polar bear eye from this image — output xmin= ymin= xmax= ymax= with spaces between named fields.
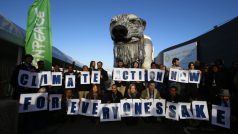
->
xmin=129 ymin=19 xmax=136 ymax=23
xmin=111 ymin=20 xmax=117 ymax=25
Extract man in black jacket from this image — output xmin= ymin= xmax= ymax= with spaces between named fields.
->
xmin=11 ymin=54 xmax=36 ymax=100
xmin=106 ymin=84 xmax=123 ymax=103
xmin=97 ymin=61 xmax=108 ymax=93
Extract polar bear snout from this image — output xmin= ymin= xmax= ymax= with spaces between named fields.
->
xmin=111 ymin=25 xmax=128 ymax=42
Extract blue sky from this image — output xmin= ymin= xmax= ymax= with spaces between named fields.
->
xmin=0 ymin=0 xmax=237 ymax=71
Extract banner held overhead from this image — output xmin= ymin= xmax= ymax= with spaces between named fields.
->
xmin=25 ymin=0 xmax=52 ymax=70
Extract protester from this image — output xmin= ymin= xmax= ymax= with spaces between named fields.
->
xmin=36 ymin=60 xmax=49 ymax=93
xmin=150 ymin=62 xmax=158 ymax=69
xmin=123 ymin=83 xmax=141 ymax=125
xmin=64 ymin=64 xmax=79 ymax=98
xmin=141 ymin=80 xmax=161 ymax=99
xmin=169 ymin=57 xmax=183 ymax=95
xmin=106 ymin=84 xmax=123 ymax=103
xmin=199 ymin=64 xmax=210 ymax=101
xmin=97 ymin=61 xmax=109 ymax=93
xmin=165 ymin=86 xmax=181 ymax=103
xmin=86 ymin=84 xmax=103 ymax=100
xmin=185 ymin=62 xmax=201 ymax=101
xmin=208 ymin=64 xmax=227 ymax=103
xmin=50 ymin=63 xmax=63 ymax=94
xmin=86 ymin=84 xmax=102 ymax=124
xmin=64 ymin=88 xmax=76 ymax=100
xmin=11 ymin=57 xmax=237 ymax=132
xmin=61 ymin=88 xmax=78 ymax=123
xmin=78 ymin=65 xmax=91 ymax=100
xmin=213 ymin=89 xmax=238 ymax=132
xmin=113 ymin=59 xmax=127 ymax=96
xmin=157 ymin=64 xmax=168 ymax=98
xmin=35 ymin=60 xmax=46 ymax=72
xmin=11 ymin=54 xmax=36 ymax=100
xmin=124 ymin=83 xmax=140 ymax=99
xmin=89 ymin=60 xmax=96 ymax=73
xmin=129 ymin=61 xmax=145 ymax=93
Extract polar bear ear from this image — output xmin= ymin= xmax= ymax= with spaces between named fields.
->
xmin=140 ymin=18 xmax=146 ymax=29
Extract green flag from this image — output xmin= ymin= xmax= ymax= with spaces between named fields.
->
xmin=25 ymin=0 xmax=52 ymax=70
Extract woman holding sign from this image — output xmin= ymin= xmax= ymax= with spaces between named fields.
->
xmin=78 ymin=65 xmax=91 ymax=100
xmin=129 ymin=61 xmax=145 ymax=93
xmin=86 ymin=84 xmax=103 ymax=100
xmin=185 ymin=62 xmax=201 ymax=101
xmin=124 ymin=83 xmax=140 ymax=125
xmin=86 ymin=84 xmax=103 ymax=124
xmin=124 ymin=83 xmax=141 ymax=99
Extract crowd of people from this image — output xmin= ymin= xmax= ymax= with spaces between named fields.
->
xmin=10 ymin=54 xmax=238 ymax=133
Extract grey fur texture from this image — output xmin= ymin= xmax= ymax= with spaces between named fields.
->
xmin=110 ymin=14 xmax=147 ymax=68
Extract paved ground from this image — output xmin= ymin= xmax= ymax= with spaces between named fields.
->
xmin=19 ymin=115 xmax=231 ymax=134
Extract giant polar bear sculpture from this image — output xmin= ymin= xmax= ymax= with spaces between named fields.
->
xmin=110 ymin=14 xmax=153 ymax=69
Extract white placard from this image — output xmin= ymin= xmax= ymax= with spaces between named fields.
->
xmin=142 ymin=99 xmax=153 ymax=117
xmin=52 ymin=72 xmax=63 ymax=86
xmin=166 ymin=101 xmax=179 ymax=121
xmin=19 ymin=93 xmax=48 ymax=113
xmin=188 ymin=70 xmax=201 ymax=84
xmin=80 ymin=71 xmax=90 ymax=84
xmin=49 ymin=94 xmax=62 ymax=111
xmin=147 ymin=69 xmax=165 ymax=83
xmin=211 ymin=105 xmax=230 ymax=129
xmin=192 ymin=101 xmax=209 ymax=120
xmin=67 ymin=99 xmax=79 ymax=115
xmin=40 ymin=71 xmax=52 ymax=86
xmin=178 ymin=70 xmax=189 ymax=83
xmin=152 ymin=99 xmax=166 ymax=117
xmin=100 ymin=103 xmax=121 ymax=122
xmin=91 ymin=71 xmax=100 ymax=84
xmin=179 ymin=102 xmax=193 ymax=119
xmin=65 ymin=75 xmax=76 ymax=88
xmin=169 ymin=68 xmax=179 ymax=82
xmin=120 ymin=99 xmax=133 ymax=117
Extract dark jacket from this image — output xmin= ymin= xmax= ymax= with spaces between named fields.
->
xmin=106 ymin=90 xmax=123 ymax=103
xmin=98 ymin=68 xmax=108 ymax=91
xmin=10 ymin=62 xmax=36 ymax=99
xmin=86 ymin=93 xmax=102 ymax=100
xmin=124 ymin=92 xmax=140 ymax=99
xmin=165 ymin=93 xmax=182 ymax=103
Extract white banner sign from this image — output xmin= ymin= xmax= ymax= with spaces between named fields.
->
xmin=178 ymin=70 xmax=189 ymax=83
xmin=100 ymin=103 xmax=121 ymax=122
xmin=152 ymin=99 xmax=166 ymax=117
xmin=18 ymin=94 xmax=232 ymax=128
xmin=113 ymin=68 xmax=145 ymax=81
xmin=80 ymin=71 xmax=90 ymax=84
xmin=91 ymin=71 xmax=101 ymax=84
xmin=67 ymin=99 xmax=79 ymax=115
xmin=169 ymin=69 xmax=201 ymax=83
xmin=211 ymin=105 xmax=230 ymax=129
xmin=79 ymin=98 xmax=101 ymax=117
xmin=40 ymin=71 xmax=52 ymax=86
xmin=19 ymin=93 xmax=48 ymax=113
xmin=49 ymin=94 xmax=62 ymax=111
xmin=192 ymin=101 xmax=209 ymax=121
xmin=120 ymin=99 xmax=133 ymax=117
xmin=166 ymin=102 xmax=179 ymax=121
xmin=51 ymin=72 xmax=62 ymax=86
xmin=179 ymin=102 xmax=193 ymax=119
xmin=65 ymin=75 xmax=76 ymax=88
xmin=147 ymin=69 xmax=165 ymax=83
xmin=188 ymin=70 xmax=201 ymax=84
xmin=18 ymin=70 xmax=41 ymax=88
xmin=169 ymin=68 xmax=179 ymax=82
